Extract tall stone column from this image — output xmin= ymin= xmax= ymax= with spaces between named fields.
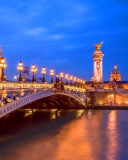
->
xmin=92 ymin=42 xmax=104 ymax=89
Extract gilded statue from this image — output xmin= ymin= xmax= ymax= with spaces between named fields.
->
xmin=94 ymin=41 xmax=104 ymax=51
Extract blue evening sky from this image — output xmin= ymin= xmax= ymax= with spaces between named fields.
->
xmin=0 ymin=0 xmax=127 ymax=81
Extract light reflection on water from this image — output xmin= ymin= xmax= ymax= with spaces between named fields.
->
xmin=0 ymin=109 xmax=128 ymax=160
xmin=107 ymin=111 xmax=118 ymax=160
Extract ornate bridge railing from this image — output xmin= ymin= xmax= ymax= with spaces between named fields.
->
xmin=0 ymin=82 xmax=86 ymax=92
xmin=0 ymin=82 xmax=54 ymax=89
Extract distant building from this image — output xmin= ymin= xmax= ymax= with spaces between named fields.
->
xmin=22 ymin=66 xmax=29 ymax=82
xmin=110 ymin=64 xmax=121 ymax=81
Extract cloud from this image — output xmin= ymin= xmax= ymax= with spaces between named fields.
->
xmin=56 ymin=18 xmax=93 ymax=27
xmin=49 ymin=34 xmax=65 ymax=40
xmin=24 ymin=27 xmax=46 ymax=36
xmin=63 ymin=44 xmax=85 ymax=50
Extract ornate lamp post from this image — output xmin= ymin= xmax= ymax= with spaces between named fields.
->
xmin=50 ymin=69 xmax=54 ymax=83
xmin=0 ymin=57 xmax=6 ymax=81
xmin=31 ymin=64 xmax=37 ymax=82
xmin=65 ymin=74 xmax=68 ymax=85
xmin=55 ymin=74 xmax=60 ymax=83
xmin=70 ymin=76 xmax=73 ymax=86
xmin=18 ymin=61 xmax=23 ymax=82
xmin=77 ymin=78 xmax=80 ymax=87
xmin=74 ymin=77 xmax=76 ymax=86
xmin=80 ymin=79 xmax=83 ymax=88
xmin=42 ymin=67 xmax=46 ymax=83
xmin=60 ymin=72 xmax=63 ymax=82
xmin=83 ymin=80 xmax=85 ymax=88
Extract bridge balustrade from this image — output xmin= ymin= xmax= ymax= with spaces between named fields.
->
xmin=0 ymin=82 xmax=86 ymax=91
xmin=2 ymin=82 xmax=54 ymax=89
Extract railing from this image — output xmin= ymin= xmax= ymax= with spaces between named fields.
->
xmin=0 ymin=82 xmax=53 ymax=89
xmin=0 ymin=82 xmax=86 ymax=91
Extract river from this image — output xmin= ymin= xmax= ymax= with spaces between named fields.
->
xmin=0 ymin=109 xmax=128 ymax=160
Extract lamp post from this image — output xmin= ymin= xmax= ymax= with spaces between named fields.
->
xmin=0 ymin=57 xmax=6 ymax=81
xmin=65 ymin=74 xmax=68 ymax=85
xmin=42 ymin=67 xmax=46 ymax=83
xmin=55 ymin=74 xmax=60 ymax=83
xmin=74 ymin=77 xmax=76 ymax=86
xmin=83 ymin=80 xmax=85 ymax=88
xmin=31 ymin=64 xmax=37 ymax=82
xmin=18 ymin=61 xmax=23 ymax=82
xmin=77 ymin=78 xmax=80 ymax=87
xmin=80 ymin=79 xmax=83 ymax=88
xmin=60 ymin=72 xmax=63 ymax=82
xmin=70 ymin=76 xmax=73 ymax=86
xmin=50 ymin=69 xmax=54 ymax=83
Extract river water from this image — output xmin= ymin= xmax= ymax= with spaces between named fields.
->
xmin=0 ymin=109 xmax=128 ymax=160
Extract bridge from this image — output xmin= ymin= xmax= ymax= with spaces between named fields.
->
xmin=0 ymin=82 xmax=87 ymax=118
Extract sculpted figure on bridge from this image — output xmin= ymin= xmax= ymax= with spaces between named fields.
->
xmin=94 ymin=41 xmax=104 ymax=52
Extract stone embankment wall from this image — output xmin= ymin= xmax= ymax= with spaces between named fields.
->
xmin=88 ymin=91 xmax=128 ymax=106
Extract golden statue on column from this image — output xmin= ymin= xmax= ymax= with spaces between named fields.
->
xmin=92 ymin=42 xmax=104 ymax=89
xmin=94 ymin=41 xmax=104 ymax=52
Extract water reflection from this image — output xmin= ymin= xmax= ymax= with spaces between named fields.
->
xmin=107 ymin=111 xmax=118 ymax=160
xmin=87 ymin=110 xmax=92 ymax=119
xmin=0 ymin=109 xmax=128 ymax=160
xmin=75 ymin=109 xmax=85 ymax=118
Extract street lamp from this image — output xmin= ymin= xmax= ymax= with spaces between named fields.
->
xmin=0 ymin=57 xmax=6 ymax=81
xmin=80 ymin=79 xmax=83 ymax=88
xmin=50 ymin=69 xmax=54 ymax=83
xmin=70 ymin=76 xmax=73 ymax=86
xmin=18 ymin=61 xmax=23 ymax=82
xmin=83 ymin=80 xmax=86 ymax=88
xmin=42 ymin=67 xmax=46 ymax=83
xmin=60 ymin=72 xmax=63 ymax=82
xmin=55 ymin=74 xmax=60 ymax=83
xmin=74 ymin=77 xmax=76 ymax=86
xmin=65 ymin=74 xmax=68 ymax=85
xmin=31 ymin=64 xmax=37 ymax=82
xmin=14 ymin=76 xmax=17 ymax=79
xmin=77 ymin=78 xmax=80 ymax=87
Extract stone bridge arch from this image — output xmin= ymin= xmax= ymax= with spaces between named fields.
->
xmin=0 ymin=91 xmax=86 ymax=118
